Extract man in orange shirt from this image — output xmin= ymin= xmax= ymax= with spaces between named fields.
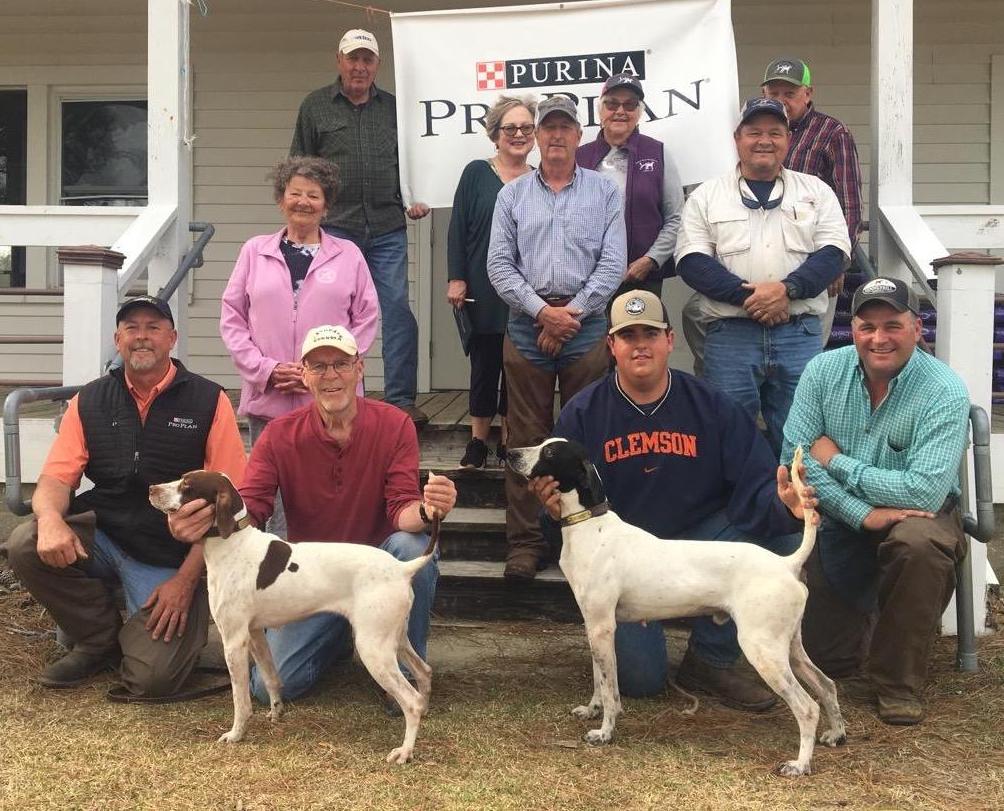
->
xmin=5 ymin=296 xmax=246 ymax=697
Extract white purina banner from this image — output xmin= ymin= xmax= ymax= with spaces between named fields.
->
xmin=390 ymin=0 xmax=739 ymax=208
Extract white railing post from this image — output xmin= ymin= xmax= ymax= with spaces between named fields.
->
xmin=146 ymin=0 xmax=192 ymax=359
xmin=934 ymin=252 xmax=1001 ymax=635
xmin=57 ymin=246 xmax=124 ymax=385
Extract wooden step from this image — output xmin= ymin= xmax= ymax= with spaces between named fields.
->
xmin=421 ymin=467 xmax=506 ymax=509
xmin=434 ymin=561 xmax=580 ymax=622
xmin=439 ymin=507 xmax=505 ymax=560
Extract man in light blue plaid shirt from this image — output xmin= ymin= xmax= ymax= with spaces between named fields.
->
xmin=781 ymin=277 xmax=969 ymax=726
xmin=487 ymin=95 xmax=626 ymax=580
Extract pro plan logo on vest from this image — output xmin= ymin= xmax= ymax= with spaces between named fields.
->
xmin=475 ymin=50 xmax=646 ymax=91
xmin=636 ymin=158 xmax=659 ymax=173
xmin=168 ymin=416 xmax=199 ymax=431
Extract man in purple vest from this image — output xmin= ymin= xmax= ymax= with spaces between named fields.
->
xmin=577 ymin=73 xmax=684 ymax=299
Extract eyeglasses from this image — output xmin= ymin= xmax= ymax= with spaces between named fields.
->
xmin=602 ymin=98 xmax=641 ymax=112
xmin=305 ymin=359 xmax=356 ymax=375
xmin=499 ymin=124 xmax=535 ymax=137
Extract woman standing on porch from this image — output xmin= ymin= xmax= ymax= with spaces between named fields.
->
xmin=447 ymin=95 xmax=536 ymax=469
xmin=220 ymin=156 xmax=379 ymax=536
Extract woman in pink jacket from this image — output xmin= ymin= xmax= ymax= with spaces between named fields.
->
xmin=221 ymin=156 xmax=379 ymax=536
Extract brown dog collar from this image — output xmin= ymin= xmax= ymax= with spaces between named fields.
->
xmin=560 ymin=502 xmax=610 ymax=528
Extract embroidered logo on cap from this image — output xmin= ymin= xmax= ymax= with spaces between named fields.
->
xmin=624 ymin=297 xmax=646 ymax=315
xmin=861 ymin=279 xmax=898 ymax=295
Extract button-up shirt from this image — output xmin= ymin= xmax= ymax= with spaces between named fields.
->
xmin=290 ymin=80 xmax=405 ymax=238
xmin=675 ymin=166 xmax=850 ymax=319
xmin=786 ymin=104 xmax=863 ymax=246
xmin=487 ymin=165 xmax=626 ymax=319
xmin=781 ymin=345 xmax=970 ymax=530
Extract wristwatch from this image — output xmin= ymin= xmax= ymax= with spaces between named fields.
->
xmin=418 ymin=503 xmax=432 ymax=525
xmin=783 ymin=280 xmax=800 ymax=300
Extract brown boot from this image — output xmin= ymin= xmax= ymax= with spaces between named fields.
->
xmin=676 ymin=646 xmax=777 ymax=712
xmin=877 ymin=693 xmax=925 ymax=726
xmin=503 ymin=550 xmax=540 ymax=581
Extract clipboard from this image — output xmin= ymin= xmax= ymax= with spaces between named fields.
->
xmin=453 ymin=304 xmax=475 ymax=356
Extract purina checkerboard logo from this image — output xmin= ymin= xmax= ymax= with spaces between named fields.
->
xmin=475 ymin=50 xmax=646 ymax=91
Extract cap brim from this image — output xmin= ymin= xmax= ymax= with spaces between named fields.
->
xmin=740 ymin=110 xmax=789 ymax=126
xmin=761 ymin=76 xmax=803 ymax=87
xmin=852 ymin=295 xmax=912 ymax=316
xmin=609 ymin=319 xmax=669 ymax=335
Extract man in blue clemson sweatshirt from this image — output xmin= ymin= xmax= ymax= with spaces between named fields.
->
xmin=541 ymin=289 xmax=808 ymax=711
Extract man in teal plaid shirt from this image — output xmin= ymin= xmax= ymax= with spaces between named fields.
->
xmin=781 ymin=277 xmax=970 ymax=726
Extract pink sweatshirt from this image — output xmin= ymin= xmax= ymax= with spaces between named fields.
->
xmin=220 ymin=228 xmax=379 ymax=419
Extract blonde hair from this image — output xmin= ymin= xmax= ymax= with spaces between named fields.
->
xmin=483 ymin=95 xmax=538 ymax=143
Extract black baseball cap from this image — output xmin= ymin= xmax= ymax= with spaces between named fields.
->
xmin=116 ymin=295 xmax=174 ymax=326
xmin=851 ymin=277 xmax=919 ymax=317
xmin=738 ymin=96 xmax=789 ymax=127
xmin=601 ymin=73 xmax=644 ymax=100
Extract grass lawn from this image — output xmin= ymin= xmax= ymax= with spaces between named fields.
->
xmin=1 ymin=590 xmax=1003 ymax=811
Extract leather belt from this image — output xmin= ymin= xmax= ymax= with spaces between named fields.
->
xmin=543 ymin=296 xmax=572 ymax=307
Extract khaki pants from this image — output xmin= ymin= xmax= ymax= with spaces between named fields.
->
xmin=802 ymin=509 xmax=966 ymax=699
xmin=502 ymin=335 xmax=609 ymax=565
xmin=5 ymin=513 xmax=209 ymax=697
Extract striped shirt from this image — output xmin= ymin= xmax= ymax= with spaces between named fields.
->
xmin=781 ymin=345 xmax=970 ymax=530
xmin=785 ymin=105 xmax=863 ymax=246
xmin=487 ymin=166 xmax=626 ymax=319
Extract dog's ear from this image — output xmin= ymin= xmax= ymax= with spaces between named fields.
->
xmin=579 ymin=460 xmax=606 ymax=507
xmin=214 ymin=476 xmax=239 ymax=539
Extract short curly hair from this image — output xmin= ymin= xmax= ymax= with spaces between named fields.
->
xmin=483 ymin=95 xmax=538 ymax=143
xmin=268 ymin=156 xmax=340 ymax=208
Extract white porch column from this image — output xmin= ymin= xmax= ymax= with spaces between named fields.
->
xmin=934 ymin=253 xmax=1000 ymax=635
xmin=870 ymin=0 xmax=913 ymax=280
xmin=57 ymin=247 xmax=124 ymax=386
xmin=146 ymin=0 xmax=192 ymax=358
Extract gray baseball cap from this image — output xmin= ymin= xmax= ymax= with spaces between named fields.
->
xmin=536 ymin=95 xmax=579 ymax=126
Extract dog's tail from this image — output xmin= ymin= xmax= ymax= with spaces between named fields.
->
xmin=400 ymin=513 xmax=441 ymax=578
xmin=785 ymin=445 xmax=819 ymax=574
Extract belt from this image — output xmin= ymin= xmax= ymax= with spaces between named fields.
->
xmin=542 ymin=296 xmax=572 ymax=307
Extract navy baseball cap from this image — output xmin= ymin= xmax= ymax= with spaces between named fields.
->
xmin=601 ymin=73 xmax=644 ymax=100
xmin=116 ymin=295 xmax=174 ymax=326
xmin=851 ymin=277 xmax=920 ymax=316
xmin=738 ymin=96 xmax=789 ymax=127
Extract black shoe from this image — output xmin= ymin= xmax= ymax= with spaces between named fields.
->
xmin=35 ymin=649 xmax=120 ymax=688
xmin=496 ymin=442 xmax=507 ymax=466
xmin=460 ymin=438 xmax=489 ymax=468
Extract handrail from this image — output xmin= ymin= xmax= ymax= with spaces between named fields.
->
xmin=156 ymin=222 xmax=215 ymax=302
xmin=962 ymin=404 xmax=994 ymax=543
xmin=3 ymin=385 xmax=81 ymax=516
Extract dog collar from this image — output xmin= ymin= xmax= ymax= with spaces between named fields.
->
xmin=206 ymin=506 xmax=252 ymax=537
xmin=560 ymin=502 xmax=610 ymax=527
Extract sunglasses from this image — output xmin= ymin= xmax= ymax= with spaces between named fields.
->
xmin=603 ymin=98 xmax=641 ymax=112
xmin=499 ymin=124 xmax=535 ymax=137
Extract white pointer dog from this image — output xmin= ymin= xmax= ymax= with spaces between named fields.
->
xmin=149 ymin=470 xmax=437 ymax=765
xmin=508 ymin=438 xmax=846 ymax=776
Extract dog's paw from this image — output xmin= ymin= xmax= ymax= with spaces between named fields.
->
xmin=217 ymin=730 xmax=244 ymax=744
xmin=571 ymin=703 xmax=601 ymax=720
xmin=385 ymin=746 xmax=413 ymax=765
xmin=583 ymin=728 xmax=612 ymax=746
xmin=776 ymin=760 xmax=810 ymax=778
xmin=267 ymin=702 xmax=285 ymax=722
xmin=819 ymin=729 xmax=847 ymax=747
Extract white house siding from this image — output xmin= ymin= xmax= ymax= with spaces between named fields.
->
xmin=0 ymin=0 xmax=1001 ymax=387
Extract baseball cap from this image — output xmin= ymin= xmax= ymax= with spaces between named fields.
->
xmin=851 ymin=277 xmax=920 ymax=317
xmin=738 ymin=96 xmax=789 ymax=127
xmin=536 ymin=95 xmax=579 ymax=126
xmin=116 ymin=295 xmax=174 ymax=326
xmin=601 ymin=73 xmax=644 ymax=100
xmin=608 ymin=290 xmax=670 ymax=335
xmin=338 ymin=29 xmax=379 ymax=57
xmin=300 ymin=324 xmax=359 ymax=360
xmin=761 ymin=57 xmax=812 ymax=87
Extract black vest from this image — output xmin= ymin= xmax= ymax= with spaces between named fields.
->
xmin=72 ymin=361 xmax=221 ymax=568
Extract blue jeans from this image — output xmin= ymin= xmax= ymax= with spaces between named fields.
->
xmin=82 ymin=528 xmax=181 ymax=615
xmin=250 ymin=531 xmax=438 ymax=703
xmin=506 ymin=312 xmax=608 ymax=370
xmin=703 ymin=315 xmax=822 ymax=456
xmin=324 ymin=226 xmax=417 ymax=407
xmin=614 ymin=510 xmax=801 ymax=697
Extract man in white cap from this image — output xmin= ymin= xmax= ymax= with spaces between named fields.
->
xmin=487 ymin=95 xmax=626 ymax=580
xmin=529 ymin=290 xmax=808 ymax=711
xmin=290 ymin=29 xmax=431 ymax=427
xmin=169 ymin=324 xmax=456 ymax=709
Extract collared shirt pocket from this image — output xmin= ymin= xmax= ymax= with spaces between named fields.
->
xmin=708 ymin=205 xmax=751 ymax=257
xmin=780 ymin=203 xmax=819 ymax=255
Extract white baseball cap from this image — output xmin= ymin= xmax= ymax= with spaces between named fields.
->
xmin=300 ymin=325 xmax=359 ymax=360
xmin=338 ymin=29 xmax=379 ymax=57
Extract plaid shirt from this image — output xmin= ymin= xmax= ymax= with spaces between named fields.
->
xmin=781 ymin=346 xmax=970 ymax=530
xmin=785 ymin=105 xmax=863 ymax=246
xmin=290 ymin=81 xmax=406 ymax=238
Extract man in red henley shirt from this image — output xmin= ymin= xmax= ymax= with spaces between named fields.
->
xmin=170 ymin=324 xmax=456 ymax=704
